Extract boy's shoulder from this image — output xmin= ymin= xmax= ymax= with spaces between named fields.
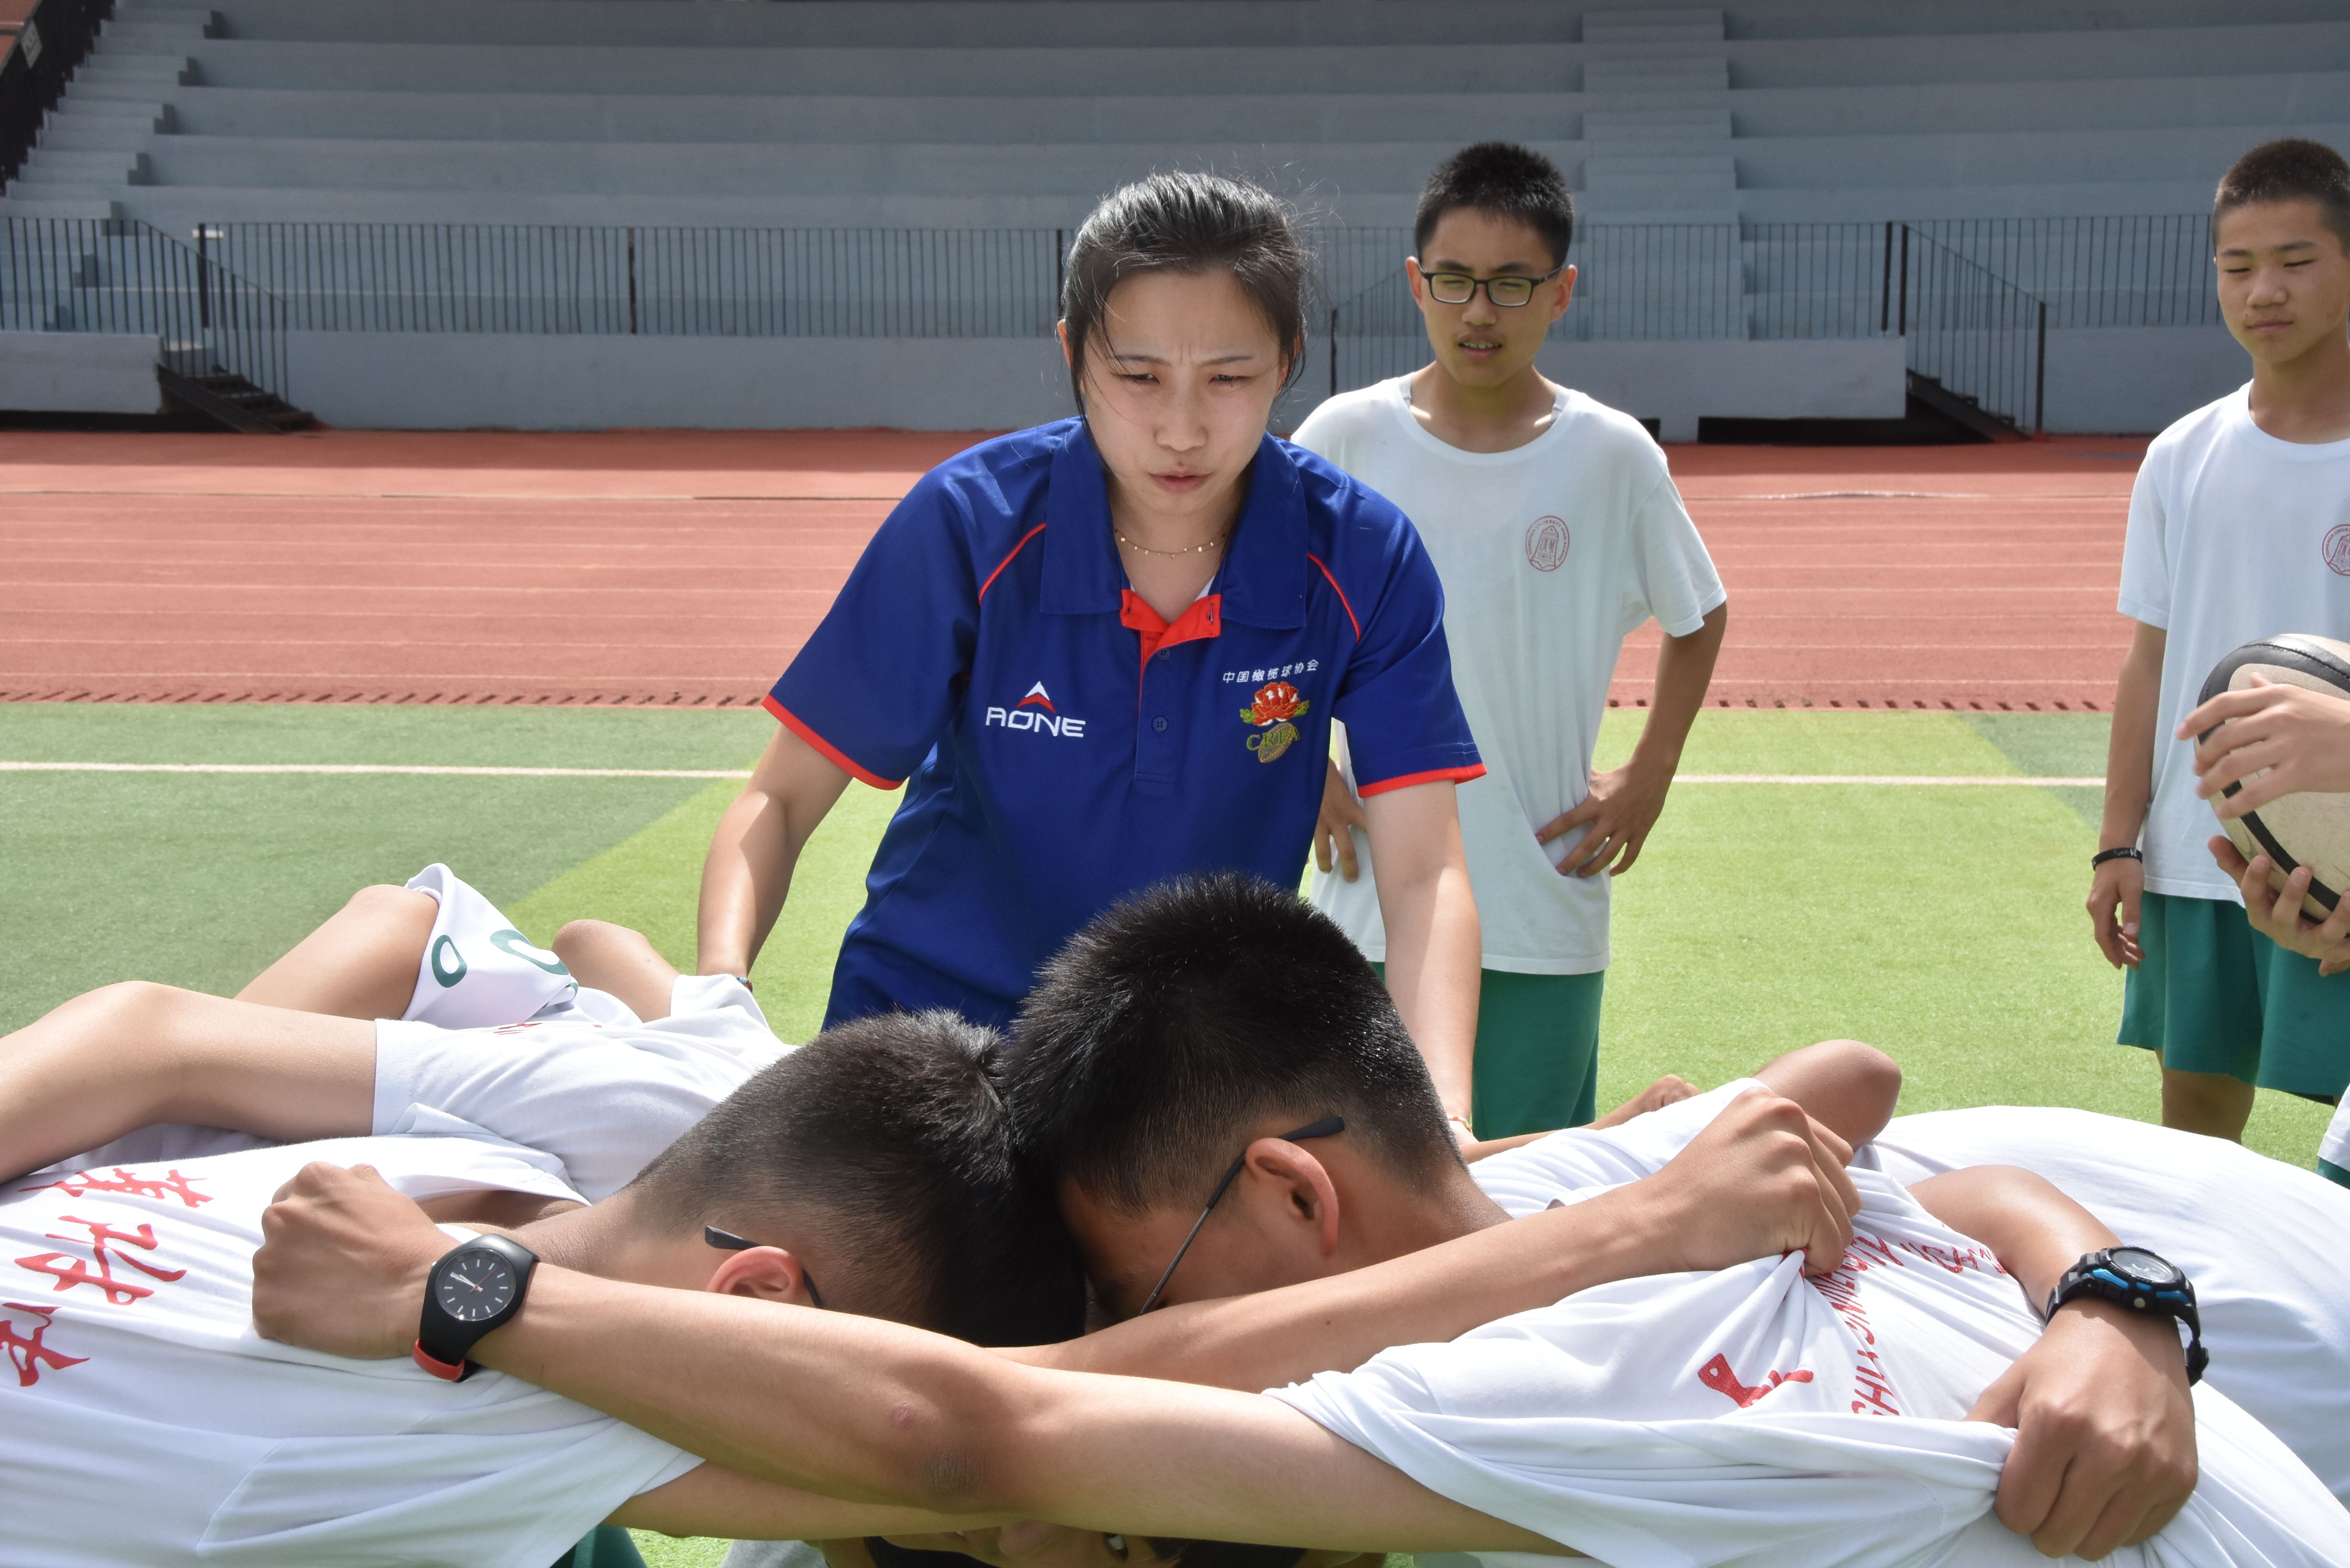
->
xmin=2143 ymin=383 xmax=2252 ymax=471
xmin=1289 ymin=378 xmax=1408 ymax=453
xmin=1549 ymin=386 xmax=1673 ymax=470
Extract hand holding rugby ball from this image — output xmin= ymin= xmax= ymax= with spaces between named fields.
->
xmin=2195 ymin=634 xmax=2350 ymax=920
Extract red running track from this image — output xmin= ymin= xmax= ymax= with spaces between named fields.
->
xmin=0 ymin=429 xmax=2145 ymax=711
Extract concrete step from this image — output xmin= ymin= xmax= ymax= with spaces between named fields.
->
xmin=1583 ymin=154 xmax=1737 ymax=190
xmin=99 ymin=13 xmax=218 ymax=47
xmin=114 ymin=0 xmax=1582 ymax=52
xmin=18 ymin=152 xmax=148 ymax=187
xmin=133 ymin=85 xmax=1577 ymax=146
xmin=0 ymin=197 xmax=123 ymax=220
xmin=158 ymin=38 xmax=1581 ymax=97
xmin=1584 ymin=59 xmax=1728 ymax=94
xmin=1727 ymin=20 xmax=2350 ymax=90
xmin=120 ymin=134 xmax=1572 ymax=199
xmin=41 ymin=121 xmax=167 ymax=153
xmin=1732 ymin=71 xmax=2350 ymax=138
xmin=1583 ymin=9 xmax=1723 ymax=47
xmin=72 ymin=57 xmax=195 ymax=86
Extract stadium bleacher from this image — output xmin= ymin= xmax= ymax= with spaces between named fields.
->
xmin=2 ymin=0 xmax=2346 ymax=433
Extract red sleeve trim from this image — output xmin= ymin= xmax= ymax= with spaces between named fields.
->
xmin=1304 ymin=551 xmax=1362 ymax=641
xmin=1356 ymin=762 xmax=1487 ymax=798
xmin=977 ymin=523 xmax=1049 ymax=605
xmin=763 ymin=694 xmax=902 ymax=790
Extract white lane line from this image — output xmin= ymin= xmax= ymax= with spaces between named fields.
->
xmin=0 ymin=763 xmax=2101 ymax=786
xmin=1679 ymin=774 xmax=2102 ymax=786
xmin=0 ymin=762 xmax=751 ymax=779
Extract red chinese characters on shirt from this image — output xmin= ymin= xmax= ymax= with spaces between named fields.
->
xmin=1 ymin=1301 xmax=87 ymax=1388
xmin=5 ymin=1169 xmax=209 ymax=1388
xmin=20 ymin=1166 xmax=213 ymax=1209
xmin=1697 ymin=1352 xmax=1815 ymax=1409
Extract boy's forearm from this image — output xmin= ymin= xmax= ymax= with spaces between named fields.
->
xmin=1908 ymin=1166 xmax=2116 ymax=1304
xmin=2102 ymin=624 xmax=2165 ymax=848
xmin=1 ymin=984 xmax=373 ymax=1177
xmin=1630 ymin=602 xmax=1728 ymax=777
xmin=1018 ymin=1178 xmax=1677 ymax=1390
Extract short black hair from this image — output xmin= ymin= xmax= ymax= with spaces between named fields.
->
xmin=2215 ymin=138 xmax=2350 ymax=252
xmin=1061 ymin=171 xmax=1312 ymax=408
xmin=1414 ymin=141 xmax=1576 ymax=271
xmin=625 ymin=1011 xmax=1084 ymax=1346
xmin=1004 ymin=872 xmax=1460 ymax=1217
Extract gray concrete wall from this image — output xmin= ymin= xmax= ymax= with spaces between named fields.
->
xmin=2041 ymin=324 xmax=2246 ymax=436
xmin=0 ymin=331 xmax=162 ymax=412
xmin=284 ymin=331 xmax=1074 ymax=431
xmin=282 ymin=330 xmax=1903 ymax=437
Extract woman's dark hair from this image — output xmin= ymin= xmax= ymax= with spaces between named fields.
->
xmin=1414 ymin=141 xmax=1576 ymax=271
xmin=1059 ymin=171 xmax=1312 ymax=407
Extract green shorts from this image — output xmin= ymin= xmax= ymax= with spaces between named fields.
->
xmin=2118 ymin=891 xmax=2350 ymax=1100
xmin=1381 ymin=963 xmax=1604 ymax=1138
xmin=2322 ymin=1159 xmax=2350 ymax=1190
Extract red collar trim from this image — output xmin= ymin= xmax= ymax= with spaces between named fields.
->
xmin=1119 ymin=590 xmax=1223 ymax=663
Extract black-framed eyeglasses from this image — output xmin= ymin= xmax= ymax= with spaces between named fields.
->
xmin=1417 ymin=266 xmax=1564 ymax=307
xmin=706 ymin=1224 xmax=825 ymax=1310
xmin=1134 ymin=1115 xmax=1345 ymax=1316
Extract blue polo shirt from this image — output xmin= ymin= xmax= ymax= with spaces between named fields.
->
xmin=766 ymin=417 xmax=1483 ymax=1029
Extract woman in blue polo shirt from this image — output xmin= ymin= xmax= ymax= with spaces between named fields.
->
xmin=698 ymin=173 xmax=1488 ymax=1128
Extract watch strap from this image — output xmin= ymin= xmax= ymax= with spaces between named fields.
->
xmin=411 ymin=1338 xmax=474 ymax=1382
xmin=416 ymin=1232 xmax=540 ymax=1381
xmin=2046 ymin=1247 xmax=2207 ymax=1386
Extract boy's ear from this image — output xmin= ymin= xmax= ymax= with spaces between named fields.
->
xmin=704 ymin=1244 xmax=820 ymax=1307
xmin=1235 ymin=1138 xmax=1344 ymax=1260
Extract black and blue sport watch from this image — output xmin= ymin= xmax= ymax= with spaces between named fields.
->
xmin=2045 ymin=1246 xmax=2208 ymax=1385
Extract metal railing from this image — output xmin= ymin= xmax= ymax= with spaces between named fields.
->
xmin=209 ymin=223 xmax=1066 ymax=338
xmin=1324 ymin=220 xmax=2061 ymax=431
xmin=1 ymin=0 xmax=112 ymax=187
xmin=5 ymin=211 xmax=2210 ymax=434
xmin=3 ymin=214 xmax=292 ymax=400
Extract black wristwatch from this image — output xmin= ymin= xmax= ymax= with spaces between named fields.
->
xmin=413 ymin=1232 xmax=539 ymax=1382
xmin=2045 ymin=1246 xmax=2208 ymax=1385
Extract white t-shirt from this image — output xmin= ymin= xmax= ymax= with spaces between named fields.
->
xmin=2117 ymin=387 xmax=2350 ymax=900
xmin=1473 ymin=1083 xmax=2350 ymax=1506
xmin=41 ymin=866 xmax=791 ymax=1203
xmin=1277 ymin=1162 xmax=2350 ymax=1567
xmin=1295 ymin=378 xmax=1725 ymax=973
xmin=1 ymin=1128 xmax=700 ymax=1568
xmin=2324 ymin=1098 xmax=2349 ymax=1175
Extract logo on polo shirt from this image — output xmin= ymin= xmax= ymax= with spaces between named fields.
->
xmin=986 ymin=682 xmax=1086 ymax=739
xmin=1239 ymin=680 xmax=1309 ymax=764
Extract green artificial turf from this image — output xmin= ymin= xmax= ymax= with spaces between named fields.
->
xmin=5 ymin=700 xmax=2339 ymax=1568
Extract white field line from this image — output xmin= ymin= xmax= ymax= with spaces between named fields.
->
xmin=0 ymin=761 xmax=752 ymax=779
xmin=0 ymin=762 xmax=2102 ymax=786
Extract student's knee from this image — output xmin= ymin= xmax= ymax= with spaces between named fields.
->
xmin=1808 ymin=1039 xmax=1902 ymax=1103
xmin=551 ymin=918 xmax=630 ymax=965
xmin=343 ymin=883 xmax=437 ymax=931
xmin=59 ymin=979 xmax=201 ymax=1038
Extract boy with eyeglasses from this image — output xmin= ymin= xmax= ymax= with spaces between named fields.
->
xmin=1301 ymin=141 xmax=1727 ymax=1139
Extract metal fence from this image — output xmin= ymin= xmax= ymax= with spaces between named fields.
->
xmin=3 ymin=215 xmax=291 ymax=399
xmin=209 ymin=223 xmax=1067 ymax=337
xmin=7 ymin=212 xmax=2216 ymax=433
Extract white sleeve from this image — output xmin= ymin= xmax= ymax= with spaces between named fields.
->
xmin=1472 ymin=1079 xmax=1768 ymax=1215
xmin=372 ymin=1000 xmax=777 ymax=1202
xmin=2116 ymin=452 xmax=2172 ymax=630
xmin=1628 ymin=469 xmax=1726 ymax=639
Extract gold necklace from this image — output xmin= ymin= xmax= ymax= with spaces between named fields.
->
xmin=1113 ymin=525 xmax=1229 ymax=558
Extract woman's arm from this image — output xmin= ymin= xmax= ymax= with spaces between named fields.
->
xmin=698 ymin=725 xmax=856 ymax=978
xmin=0 ymin=983 xmax=373 ymax=1179
xmin=1358 ymin=779 xmax=1479 ymax=1125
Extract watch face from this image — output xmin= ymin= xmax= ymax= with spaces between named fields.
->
xmin=2103 ymin=1248 xmax=2180 ymax=1288
xmin=434 ymin=1251 xmax=518 ymax=1323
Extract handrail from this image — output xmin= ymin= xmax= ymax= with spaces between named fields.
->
xmin=1 ymin=0 xmax=114 ymax=188
xmin=3 ymin=213 xmax=295 ymax=403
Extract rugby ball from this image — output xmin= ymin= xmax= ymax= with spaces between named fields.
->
xmin=2196 ymin=633 xmax=2350 ymax=919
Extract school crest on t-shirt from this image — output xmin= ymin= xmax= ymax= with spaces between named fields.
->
xmin=2325 ymin=522 xmax=2350 ymax=577
xmin=1525 ymin=516 xmax=1571 ymax=572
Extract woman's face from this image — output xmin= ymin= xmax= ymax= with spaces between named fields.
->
xmin=1066 ymin=269 xmax=1291 ymax=533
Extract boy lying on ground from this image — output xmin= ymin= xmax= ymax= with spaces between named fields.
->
xmin=244 ymin=877 xmax=2350 ymax=1566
